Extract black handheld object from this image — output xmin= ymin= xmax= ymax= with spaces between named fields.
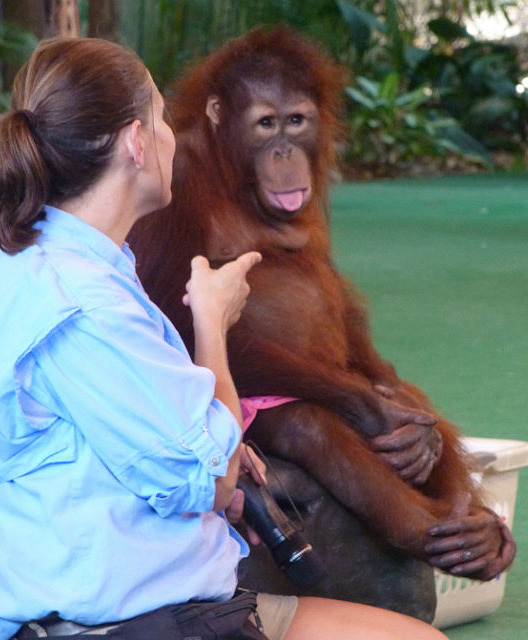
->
xmin=237 ymin=473 xmax=327 ymax=589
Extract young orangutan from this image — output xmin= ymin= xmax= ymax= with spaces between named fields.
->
xmin=128 ymin=26 xmax=515 ymax=589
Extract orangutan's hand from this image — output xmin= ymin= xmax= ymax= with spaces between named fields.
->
xmin=425 ymin=498 xmax=517 ymax=580
xmin=370 ymin=384 xmax=442 ymax=485
xmin=369 ymin=423 xmax=443 ymax=486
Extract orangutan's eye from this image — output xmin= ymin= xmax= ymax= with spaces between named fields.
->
xmin=258 ymin=116 xmax=275 ymax=128
xmin=289 ymin=114 xmax=305 ymax=126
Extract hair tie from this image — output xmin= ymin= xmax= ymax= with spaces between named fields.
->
xmin=16 ymin=108 xmax=39 ymax=132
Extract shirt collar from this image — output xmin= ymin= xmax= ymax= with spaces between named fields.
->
xmin=36 ymin=205 xmax=138 ymax=279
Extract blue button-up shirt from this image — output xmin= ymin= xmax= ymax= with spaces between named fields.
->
xmin=0 ymin=206 xmax=248 ymax=639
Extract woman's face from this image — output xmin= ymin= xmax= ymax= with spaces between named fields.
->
xmin=146 ymin=84 xmax=176 ymax=209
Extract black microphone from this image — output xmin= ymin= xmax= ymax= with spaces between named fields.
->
xmin=237 ymin=472 xmax=327 ymax=589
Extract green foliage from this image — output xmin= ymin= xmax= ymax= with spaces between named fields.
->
xmin=2 ymin=0 xmax=525 ymax=172
xmin=0 ymin=20 xmax=38 ymax=110
xmin=116 ymin=0 xmax=527 ymax=171
xmin=337 ymin=1 xmax=527 ymax=170
xmin=335 ymin=0 xmax=419 ymax=76
xmin=0 ymin=21 xmax=38 ymax=64
xmin=410 ymin=36 xmax=528 ymax=152
xmin=120 ymin=0 xmax=347 ymax=91
xmin=334 ymin=0 xmax=383 ymax=62
xmin=346 ymin=72 xmax=492 ymax=169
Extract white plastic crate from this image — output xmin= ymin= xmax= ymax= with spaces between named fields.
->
xmin=433 ymin=437 xmax=528 ymax=629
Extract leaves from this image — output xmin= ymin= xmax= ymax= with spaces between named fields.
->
xmin=346 ymin=72 xmax=492 ymax=168
xmin=0 ymin=20 xmax=38 ymax=66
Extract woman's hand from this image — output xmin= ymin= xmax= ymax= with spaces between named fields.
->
xmin=225 ymin=444 xmax=266 ymax=545
xmin=240 ymin=442 xmax=267 ymax=485
xmin=183 ymin=252 xmax=262 ymax=335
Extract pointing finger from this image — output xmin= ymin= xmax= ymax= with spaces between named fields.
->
xmin=236 ymin=251 xmax=262 ymax=273
xmin=190 ymin=255 xmax=210 ymax=270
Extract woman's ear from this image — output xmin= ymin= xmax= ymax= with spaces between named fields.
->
xmin=122 ymin=119 xmax=145 ymax=169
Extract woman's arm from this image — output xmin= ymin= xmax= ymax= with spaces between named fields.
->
xmin=183 ymin=252 xmax=262 ymax=510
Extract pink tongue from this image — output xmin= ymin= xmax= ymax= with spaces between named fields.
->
xmin=275 ymin=190 xmax=304 ymax=212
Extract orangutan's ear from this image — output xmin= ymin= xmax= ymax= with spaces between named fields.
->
xmin=206 ymin=95 xmax=221 ymax=127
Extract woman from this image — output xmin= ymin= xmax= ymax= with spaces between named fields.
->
xmin=0 ymin=37 xmax=447 ymax=640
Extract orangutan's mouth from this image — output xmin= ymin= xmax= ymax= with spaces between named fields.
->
xmin=264 ymin=187 xmax=311 ymax=213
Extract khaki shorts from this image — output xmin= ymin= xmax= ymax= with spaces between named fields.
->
xmin=254 ymin=593 xmax=299 ymax=640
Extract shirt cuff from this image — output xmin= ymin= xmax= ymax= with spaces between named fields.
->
xmin=178 ymin=404 xmax=242 ymax=479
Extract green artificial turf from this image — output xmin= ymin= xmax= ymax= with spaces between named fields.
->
xmin=329 ymin=173 xmax=528 ymax=639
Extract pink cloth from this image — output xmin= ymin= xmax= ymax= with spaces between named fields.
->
xmin=240 ymin=396 xmax=298 ymax=432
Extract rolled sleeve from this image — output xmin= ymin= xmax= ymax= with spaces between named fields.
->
xmin=178 ymin=404 xmax=241 ymax=477
xmin=120 ymin=402 xmax=242 ymax=516
xmin=144 ymin=433 xmax=232 ymax=517
xmin=22 ymin=298 xmax=242 ymax=516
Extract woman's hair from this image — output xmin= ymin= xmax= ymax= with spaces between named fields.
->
xmin=0 ymin=37 xmax=153 ymax=254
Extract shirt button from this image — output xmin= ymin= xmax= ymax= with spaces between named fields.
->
xmin=210 ymin=456 xmax=220 ymax=467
